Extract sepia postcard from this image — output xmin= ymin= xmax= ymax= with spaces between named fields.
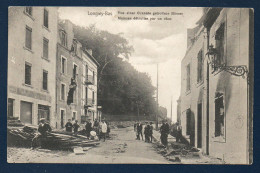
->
xmin=7 ymin=6 xmax=253 ymax=164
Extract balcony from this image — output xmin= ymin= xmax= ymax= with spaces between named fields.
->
xmin=85 ymin=75 xmax=94 ymax=85
xmin=84 ymin=98 xmax=95 ymax=108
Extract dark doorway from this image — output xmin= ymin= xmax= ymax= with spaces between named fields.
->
xmin=61 ymin=110 xmax=65 ymax=128
xmin=20 ymin=101 xmax=32 ymax=124
xmin=186 ymin=109 xmax=191 ymax=136
xmin=197 ymin=103 xmax=202 ymax=148
xmin=8 ymin=98 xmax=14 ymax=117
xmin=38 ymin=105 xmax=50 ymax=123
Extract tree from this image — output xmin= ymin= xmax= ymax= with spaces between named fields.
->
xmin=73 ymin=23 xmax=159 ymax=116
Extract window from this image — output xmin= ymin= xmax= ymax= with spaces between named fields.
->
xmin=215 ymin=92 xmax=225 ymax=137
xmin=61 ymin=83 xmax=65 ymax=100
xmin=215 ymin=23 xmax=225 ymax=67
xmin=85 ymin=87 xmax=88 ymax=101
xmin=61 ymin=56 xmax=66 ymax=74
xmin=25 ymin=26 xmax=32 ymax=50
xmin=43 ymin=70 xmax=48 ymax=90
xmin=25 ymin=63 xmax=31 ymax=85
xmin=8 ymin=98 xmax=14 ymax=117
xmin=92 ymin=91 xmax=95 ymax=104
xmin=197 ymin=50 xmax=203 ymax=83
xmin=72 ymin=111 xmax=77 ymax=120
xmin=93 ymin=71 xmax=95 ymax=85
xmin=85 ymin=65 xmax=88 ymax=79
xmin=60 ymin=109 xmax=65 ymax=128
xmin=43 ymin=38 xmax=49 ymax=59
xmin=25 ymin=7 xmax=32 ymax=16
xmin=73 ymin=64 xmax=78 ymax=79
xmin=186 ymin=64 xmax=191 ymax=91
xmin=61 ymin=31 xmax=67 ymax=47
xmin=43 ymin=9 xmax=49 ymax=28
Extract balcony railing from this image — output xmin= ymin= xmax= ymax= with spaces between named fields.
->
xmin=85 ymin=75 xmax=94 ymax=85
xmin=84 ymin=98 xmax=95 ymax=108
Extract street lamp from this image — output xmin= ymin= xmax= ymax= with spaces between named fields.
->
xmin=206 ymin=44 xmax=248 ymax=79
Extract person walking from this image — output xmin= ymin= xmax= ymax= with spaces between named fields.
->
xmin=85 ymin=118 xmax=92 ymax=138
xmin=160 ymin=120 xmax=170 ymax=148
xmin=73 ymin=120 xmax=80 ymax=135
xmin=136 ymin=122 xmax=143 ymax=140
xmin=31 ymin=118 xmax=52 ymax=149
xmin=65 ymin=119 xmax=73 ymax=132
xmin=100 ymin=120 xmax=107 ymax=142
xmin=149 ymin=122 xmax=153 ymax=143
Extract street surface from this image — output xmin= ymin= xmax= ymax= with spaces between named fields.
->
xmin=8 ymin=127 xmax=170 ymax=164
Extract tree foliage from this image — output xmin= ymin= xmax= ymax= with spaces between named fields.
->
xmin=73 ymin=24 xmax=157 ymax=116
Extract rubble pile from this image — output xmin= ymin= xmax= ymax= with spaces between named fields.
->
xmin=8 ymin=125 xmax=100 ymax=150
xmin=154 ymin=142 xmax=200 ymax=162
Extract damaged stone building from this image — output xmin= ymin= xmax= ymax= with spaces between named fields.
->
xmin=180 ymin=8 xmax=253 ymax=164
xmin=56 ymin=20 xmax=99 ymax=128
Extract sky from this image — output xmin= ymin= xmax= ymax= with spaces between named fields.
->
xmin=59 ymin=7 xmax=203 ymax=122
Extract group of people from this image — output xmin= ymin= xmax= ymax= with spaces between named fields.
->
xmin=65 ymin=118 xmax=110 ymax=141
xmin=134 ymin=122 xmax=154 ymax=143
xmin=31 ymin=117 xmax=110 ymax=149
xmin=134 ymin=120 xmax=182 ymax=148
xmin=64 ymin=118 xmax=80 ymax=134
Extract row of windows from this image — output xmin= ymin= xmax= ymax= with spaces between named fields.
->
xmin=25 ymin=25 xmax=49 ymax=59
xmin=60 ymin=83 xmax=95 ymax=103
xmin=61 ymin=56 xmax=96 ymax=84
xmin=185 ymin=49 xmax=204 ymax=92
xmin=186 ymin=22 xmax=225 ymax=92
xmin=24 ymin=63 xmax=48 ymax=90
xmin=25 ymin=7 xmax=49 ymax=29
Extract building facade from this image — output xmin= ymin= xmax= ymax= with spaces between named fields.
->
xmin=180 ymin=8 xmax=253 ymax=164
xmin=8 ymin=7 xmax=58 ymax=127
xmin=56 ymin=20 xmax=99 ymax=128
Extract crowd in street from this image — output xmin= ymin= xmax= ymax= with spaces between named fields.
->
xmin=134 ymin=120 xmax=183 ymax=148
xmin=31 ymin=118 xmax=110 ymax=149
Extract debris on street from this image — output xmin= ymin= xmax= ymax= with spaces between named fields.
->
xmin=8 ymin=124 xmax=100 ymax=150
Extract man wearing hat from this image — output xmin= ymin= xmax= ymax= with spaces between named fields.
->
xmin=85 ymin=118 xmax=92 ymax=138
xmin=160 ymin=119 xmax=170 ymax=148
xmin=31 ymin=118 xmax=52 ymax=149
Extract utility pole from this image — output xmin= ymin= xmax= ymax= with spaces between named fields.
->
xmin=156 ymin=63 xmax=159 ymax=130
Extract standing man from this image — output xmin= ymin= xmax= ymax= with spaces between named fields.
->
xmin=73 ymin=120 xmax=80 ymax=135
xmin=65 ymin=119 xmax=73 ymax=132
xmin=136 ymin=122 xmax=143 ymax=140
xmin=100 ymin=120 xmax=107 ymax=142
xmin=144 ymin=122 xmax=150 ymax=142
xmin=149 ymin=122 xmax=153 ymax=143
xmin=85 ymin=118 xmax=92 ymax=138
xmin=160 ymin=120 xmax=170 ymax=148
xmin=176 ymin=122 xmax=182 ymax=143
xmin=31 ymin=118 xmax=52 ymax=149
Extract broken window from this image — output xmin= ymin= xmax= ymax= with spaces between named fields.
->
xmin=186 ymin=64 xmax=191 ymax=91
xmin=61 ymin=31 xmax=67 ymax=47
xmin=73 ymin=64 xmax=78 ymax=79
xmin=215 ymin=92 xmax=225 ymax=137
xmin=215 ymin=23 xmax=225 ymax=67
xmin=25 ymin=7 xmax=32 ymax=16
xmin=61 ymin=57 xmax=66 ymax=74
xmin=197 ymin=49 xmax=203 ymax=83
xmin=61 ymin=84 xmax=65 ymax=100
